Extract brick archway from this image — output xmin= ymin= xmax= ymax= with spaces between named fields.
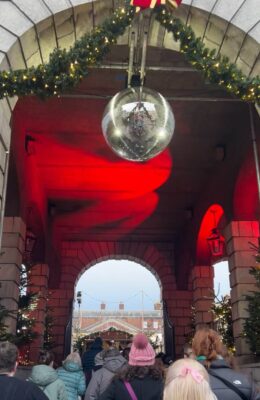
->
xmin=47 ymin=239 xmax=193 ymax=359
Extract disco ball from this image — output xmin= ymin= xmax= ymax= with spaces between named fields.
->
xmin=101 ymin=87 xmax=175 ymax=162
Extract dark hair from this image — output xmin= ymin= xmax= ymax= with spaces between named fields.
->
xmin=122 ymin=347 xmax=130 ymax=361
xmin=0 ymin=342 xmax=18 ymax=373
xmin=38 ymin=350 xmax=54 ymax=366
xmin=116 ymin=364 xmax=164 ymax=382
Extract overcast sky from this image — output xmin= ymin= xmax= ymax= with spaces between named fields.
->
xmin=75 ymin=260 xmax=230 ymax=311
xmin=75 ymin=260 xmax=161 ymax=311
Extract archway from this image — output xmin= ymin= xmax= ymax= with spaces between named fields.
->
xmin=0 ymin=0 xmax=259 ymax=363
xmin=72 ymin=259 xmax=163 ymax=354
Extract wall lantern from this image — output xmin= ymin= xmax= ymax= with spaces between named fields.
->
xmin=207 ymin=227 xmax=225 ymax=257
xmin=25 ymin=229 xmax=37 ymax=254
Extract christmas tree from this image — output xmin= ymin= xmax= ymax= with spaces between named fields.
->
xmin=43 ymin=297 xmax=55 ymax=350
xmin=212 ymin=294 xmax=235 ymax=352
xmin=243 ymin=265 xmax=260 ymax=355
xmin=14 ymin=264 xmax=38 ymax=364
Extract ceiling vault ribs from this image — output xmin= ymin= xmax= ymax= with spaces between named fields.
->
xmin=10 ymin=0 xmax=44 ymax=64
xmin=234 ymin=20 xmax=260 ymax=65
xmin=41 ymin=0 xmax=59 ymax=48
xmin=217 ymin=0 xmax=247 ymax=56
xmin=0 ymin=23 xmax=28 ymax=68
xmin=201 ymin=0 xmax=220 ymax=43
xmin=67 ymin=0 xmax=77 ymax=42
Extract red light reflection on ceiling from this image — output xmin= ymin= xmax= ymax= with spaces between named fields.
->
xmin=12 ymin=97 xmax=173 ymax=243
xmin=196 ymin=204 xmax=224 ymax=265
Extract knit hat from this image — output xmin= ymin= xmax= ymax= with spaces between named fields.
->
xmin=129 ymin=334 xmax=155 ymax=366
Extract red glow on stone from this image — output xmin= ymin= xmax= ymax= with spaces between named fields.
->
xmin=196 ymin=204 xmax=224 ymax=265
xmin=233 ymin=152 xmax=258 ymax=220
xmin=12 ymin=96 xmax=173 ymax=244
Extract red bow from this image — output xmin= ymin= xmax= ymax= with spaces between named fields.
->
xmin=131 ymin=0 xmax=182 ymax=9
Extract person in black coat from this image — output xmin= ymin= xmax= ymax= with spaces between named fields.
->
xmin=0 ymin=341 xmax=48 ymax=400
xmin=99 ymin=333 xmax=164 ymax=400
xmin=192 ymin=327 xmax=260 ymax=400
xmin=82 ymin=337 xmax=103 ymax=387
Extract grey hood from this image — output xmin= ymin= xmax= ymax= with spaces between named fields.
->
xmin=103 ymin=354 xmax=127 ymax=373
xmin=30 ymin=364 xmax=58 ymax=387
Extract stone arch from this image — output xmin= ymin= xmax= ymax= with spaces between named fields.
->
xmin=0 ymin=0 xmax=259 ymax=236
xmin=75 ymin=254 xmax=163 ymax=291
xmin=47 ymin=239 xmax=194 ymax=359
xmin=59 ymin=240 xmax=175 ymax=296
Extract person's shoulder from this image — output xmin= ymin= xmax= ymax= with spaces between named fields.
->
xmin=0 ymin=376 xmax=48 ymax=399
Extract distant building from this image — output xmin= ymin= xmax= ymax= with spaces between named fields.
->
xmin=73 ymin=302 xmax=163 ymax=338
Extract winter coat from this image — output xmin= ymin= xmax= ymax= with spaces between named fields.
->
xmin=82 ymin=340 xmax=103 ymax=373
xmin=0 ymin=375 xmax=49 ymax=400
xmin=57 ymin=361 xmax=86 ymax=400
xmin=30 ymin=365 xmax=68 ymax=400
xmin=99 ymin=375 xmax=164 ymax=400
xmin=206 ymin=359 xmax=260 ymax=400
xmin=84 ymin=353 xmax=127 ymax=400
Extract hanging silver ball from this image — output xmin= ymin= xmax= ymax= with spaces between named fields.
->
xmin=102 ymin=87 xmax=175 ymax=162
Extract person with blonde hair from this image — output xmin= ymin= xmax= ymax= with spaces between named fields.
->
xmin=164 ymin=358 xmax=216 ymax=400
xmin=57 ymin=352 xmax=86 ymax=400
xmin=192 ymin=327 xmax=260 ymax=400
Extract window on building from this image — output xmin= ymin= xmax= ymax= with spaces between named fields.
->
xmin=153 ymin=321 xmax=158 ymax=329
xmin=143 ymin=321 xmax=148 ymax=329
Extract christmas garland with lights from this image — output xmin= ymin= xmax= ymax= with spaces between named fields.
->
xmin=0 ymin=3 xmax=259 ymax=104
xmin=155 ymin=8 xmax=260 ymax=104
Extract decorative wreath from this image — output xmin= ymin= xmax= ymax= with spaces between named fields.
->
xmin=0 ymin=2 xmax=259 ymax=104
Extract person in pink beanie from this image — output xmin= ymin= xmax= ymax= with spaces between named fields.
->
xmin=99 ymin=333 xmax=164 ymax=400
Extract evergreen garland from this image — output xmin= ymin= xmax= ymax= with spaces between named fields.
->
xmin=155 ymin=7 xmax=260 ymax=104
xmin=0 ymin=6 xmax=134 ymax=99
xmin=0 ymin=4 xmax=259 ymax=103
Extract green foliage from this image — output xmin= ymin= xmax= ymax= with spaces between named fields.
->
xmin=43 ymin=303 xmax=56 ymax=350
xmin=212 ymin=295 xmax=235 ymax=353
xmin=13 ymin=265 xmax=38 ymax=348
xmin=0 ymin=6 xmax=135 ymax=99
xmin=155 ymin=7 xmax=260 ymax=104
xmin=185 ymin=305 xmax=196 ymax=344
xmin=14 ymin=292 xmax=38 ymax=346
xmin=243 ymin=266 xmax=260 ymax=355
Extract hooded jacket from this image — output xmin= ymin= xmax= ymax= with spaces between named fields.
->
xmin=57 ymin=361 xmax=86 ymax=400
xmin=82 ymin=338 xmax=103 ymax=373
xmin=29 ymin=365 xmax=68 ymax=400
xmin=84 ymin=350 xmax=127 ymax=400
xmin=206 ymin=359 xmax=260 ymax=400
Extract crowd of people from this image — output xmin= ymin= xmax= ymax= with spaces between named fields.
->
xmin=0 ymin=327 xmax=259 ymax=400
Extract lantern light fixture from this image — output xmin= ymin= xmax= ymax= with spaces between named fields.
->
xmin=206 ymin=210 xmax=225 ymax=257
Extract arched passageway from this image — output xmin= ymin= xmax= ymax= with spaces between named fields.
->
xmin=72 ymin=260 xmax=163 ymax=353
xmin=0 ymin=0 xmax=259 ymax=363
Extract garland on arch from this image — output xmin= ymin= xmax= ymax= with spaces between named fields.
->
xmin=155 ymin=7 xmax=260 ymax=104
xmin=0 ymin=2 xmax=259 ymax=104
xmin=0 ymin=6 xmax=135 ymax=99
